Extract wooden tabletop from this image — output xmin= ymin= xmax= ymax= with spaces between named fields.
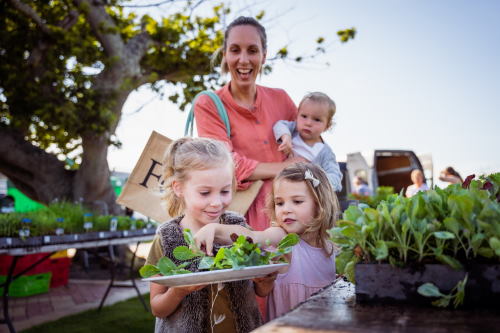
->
xmin=254 ymin=279 xmax=500 ymax=332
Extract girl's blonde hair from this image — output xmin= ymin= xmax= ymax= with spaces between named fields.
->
xmin=161 ymin=137 xmax=234 ymax=217
xmin=266 ymin=162 xmax=340 ymax=256
xmin=298 ymin=92 xmax=337 ymax=130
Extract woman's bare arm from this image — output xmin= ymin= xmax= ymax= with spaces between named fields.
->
xmin=247 ymin=156 xmax=306 ymax=180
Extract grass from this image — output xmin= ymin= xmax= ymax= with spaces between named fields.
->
xmin=21 ymin=295 xmax=155 ymax=333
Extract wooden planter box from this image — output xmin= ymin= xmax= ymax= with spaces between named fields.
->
xmin=355 ymin=263 xmax=500 ymax=307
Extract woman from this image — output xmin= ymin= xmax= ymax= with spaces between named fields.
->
xmin=194 ymin=16 xmax=303 ymax=231
xmin=439 ymin=166 xmax=463 ymax=185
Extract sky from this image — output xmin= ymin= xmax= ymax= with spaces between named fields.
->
xmin=109 ymin=0 xmax=500 ymax=188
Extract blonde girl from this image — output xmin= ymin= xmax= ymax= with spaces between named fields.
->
xmin=195 ymin=162 xmax=340 ymax=320
xmin=145 ymin=137 xmax=266 ymax=333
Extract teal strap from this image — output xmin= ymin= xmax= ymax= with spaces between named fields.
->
xmin=185 ymin=91 xmax=231 ymax=138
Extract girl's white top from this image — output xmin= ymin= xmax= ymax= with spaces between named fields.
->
xmin=267 ymin=238 xmax=336 ymax=320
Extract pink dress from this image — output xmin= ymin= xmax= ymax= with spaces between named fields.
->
xmin=267 ymin=239 xmax=336 ymax=320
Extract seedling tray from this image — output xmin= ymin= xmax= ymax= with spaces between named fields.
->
xmin=0 ymin=236 xmax=43 ymax=249
xmin=355 ymin=263 xmax=500 ymax=307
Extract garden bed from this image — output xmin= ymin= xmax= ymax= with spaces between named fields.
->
xmin=355 ymin=263 xmax=500 ymax=307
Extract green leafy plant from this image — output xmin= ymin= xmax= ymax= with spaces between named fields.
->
xmin=140 ymin=230 xmax=300 ymax=278
xmin=0 ymin=201 xmax=158 ymax=238
xmin=330 ymin=173 xmax=500 ymax=283
xmin=349 ymin=186 xmax=395 ymax=208
xmin=417 ymin=274 xmax=468 ymax=308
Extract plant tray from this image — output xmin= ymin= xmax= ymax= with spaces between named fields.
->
xmin=0 ymin=236 xmax=43 ymax=249
xmin=72 ymin=231 xmax=101 ymax=242
xmin=42 ymin=234 xmax=81 ymax=245
xmin=96 ymin=231 xmax=123 ymax=239
xmin=355 ymin=263 xmax=500 ymax=307
xmin=122 ymin=228 xmax=156 ymax=238
xmin=0 ymin=272 xmax=52 ymax=297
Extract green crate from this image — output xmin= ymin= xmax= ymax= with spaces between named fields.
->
xmin=0 ymin=272 xmax=52 ymax=297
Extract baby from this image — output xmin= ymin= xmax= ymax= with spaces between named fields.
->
xmin=273 ymin=92 xmax=342 ymax=191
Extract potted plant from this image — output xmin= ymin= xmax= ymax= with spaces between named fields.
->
xmin=329 ymin=173 xmax=500 ymax=308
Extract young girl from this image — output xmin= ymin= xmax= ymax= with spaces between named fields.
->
xmin=145 ymin=137 xmax=267 ymax=333
xmin=273 ymin=92 xmax=342 ymax=192
xmin=195 ymin=162 xmax=339 ymax=320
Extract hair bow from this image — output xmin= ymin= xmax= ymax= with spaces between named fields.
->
xmin=304 ymin=170 xmax=320 ymax=187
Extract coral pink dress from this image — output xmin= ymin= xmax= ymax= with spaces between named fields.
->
xmin=267 ymin=239 xmax=336 ymax=320
xmin=194 ymin=83 xmax=297 ymax=231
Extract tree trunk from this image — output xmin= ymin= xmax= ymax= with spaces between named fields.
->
xmin=0 ymin=126 xmax=122 ymax=215
xmin=73 ymin=131 xmax=120 ymax=215
xmin=0 ymin=127 xmax=74 ymax=203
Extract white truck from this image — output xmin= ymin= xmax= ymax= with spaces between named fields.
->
xmin=337 ymin=150 xmax=433 ymax=204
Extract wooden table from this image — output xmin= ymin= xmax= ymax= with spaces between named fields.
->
xmin=1 ymin=234 xmax=154 ymax=333
xmin=255 ymin=279 xmax=500 ymax=332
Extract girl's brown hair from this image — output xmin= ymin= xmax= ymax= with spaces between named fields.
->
xmin=266 ymin=162 xmax=340 ymax=256
xmin=161 ymin=137 xmax=234 ymax=217
xmin=298 ymin=92 xmax=337 ymax=130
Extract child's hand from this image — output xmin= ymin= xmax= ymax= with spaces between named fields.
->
xmin=278 ymin=134 xmax=293 ymax=156
xmin=171 ymin=284 xmax=208 ymax=298
xmin=194 ymin=223 xmax=218 ymax=256
xmin=253 ymin=271 xmax=278 ymax=297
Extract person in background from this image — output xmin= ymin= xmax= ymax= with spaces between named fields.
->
xmin=272 ymin=92 xmax=342 ymax=191
xmin=194 ymin=16 xmax=303 ymax=232
xmin=405 ymin=169 xmax=429 ymax=197
xmin=353 ymin=176 xmax=372 ymax=196
xmin=439 ymin=166 xmax=463 ymax=185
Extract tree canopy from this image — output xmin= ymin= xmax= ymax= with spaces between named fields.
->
xmin=0 ymin=0 xmax=355 ymax=214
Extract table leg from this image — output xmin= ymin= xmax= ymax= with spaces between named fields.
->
xmin=97 ymin=242 xmax=149 ymax=312
xmin=1 ymin=256 xmax=19 ymax=333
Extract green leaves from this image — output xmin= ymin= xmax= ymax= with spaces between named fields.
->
xmin=173 ymin=246 xmax=202 ymax=260
xmin=330 ymin=172 xmax=500 ymax=281
xmin=489 ymin=237 xmax=500 ymax=256
xmin=373 ymin=241 xmax=388 ymax=260
xmin=433 ymin=231 xmax=455 ymax=240
xmin=417 ymin=274 xmax=468 ymax=308
xmin=417 ymin=283 xmax=444 ymax=297
xmin=278 ymin=233 xmax=300 ymax=249
xmin=139 ymin=257 xmax=190 ymax=278
xmin=139 ymin=264 xmax=160 ymax=278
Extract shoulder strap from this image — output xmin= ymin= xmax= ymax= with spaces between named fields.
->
xmin=184 ymin=91 xmax=231 ymax=138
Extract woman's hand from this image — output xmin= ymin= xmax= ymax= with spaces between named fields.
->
xmin=278 ymin=134 xmax=293 ymax=156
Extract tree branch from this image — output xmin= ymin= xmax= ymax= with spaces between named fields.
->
xmin=125 ymin=32 xmax=153 ymax=68
xmin=8 ymin=0 xmax=52 ymax=35
xmin=73 ymin=0 xmax=125 ymax=58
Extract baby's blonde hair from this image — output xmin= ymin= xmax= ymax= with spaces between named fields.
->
xmin=161 ymin=137 xmax=234 ymax=217
xmin=298 ymin=92 xmax=336 ymax=130
xmin=266 ymin=162 xmax=340 ymax=256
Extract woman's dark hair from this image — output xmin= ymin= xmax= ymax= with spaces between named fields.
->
xmin=212 ymin=16 xmax=267 ymax=73
xmin=445 ymin=166 xmax=463 ymax=182
xmin=223 ymin=16 xmax=267 ymax=52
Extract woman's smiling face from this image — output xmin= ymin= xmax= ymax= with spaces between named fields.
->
xmin=224 ymin=25 xmax=266 ymax=90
